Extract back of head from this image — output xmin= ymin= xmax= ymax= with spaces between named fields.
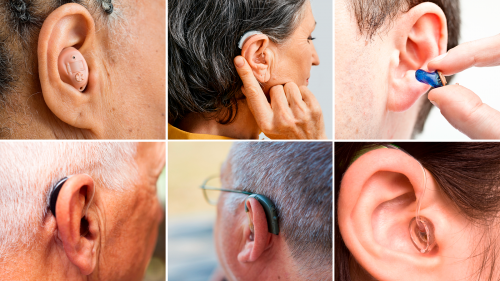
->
xmin=0 ymin=142 xmax=137 ymax=261
xmin=228 ymin=142 xmax=332 ymax=280
xmin=168 ymin=0 xmax=306 ymax=124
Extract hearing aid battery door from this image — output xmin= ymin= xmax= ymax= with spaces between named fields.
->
xmin=58 ymin=47 xmax=89 ymax=92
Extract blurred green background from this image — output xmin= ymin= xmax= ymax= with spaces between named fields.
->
xmin=144 ymin=167 xmax=166 ymax=281
xmin=168 ymin=142 xmax=234 ymax=281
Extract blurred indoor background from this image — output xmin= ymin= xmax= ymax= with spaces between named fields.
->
xmin=168 ymin=142 xmax=234 ymax=281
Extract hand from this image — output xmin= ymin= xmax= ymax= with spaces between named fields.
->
xmin=427 ymin=34 xmax=500 ymax=139
xmin=233 ymin=56 xmax=326 ymax=139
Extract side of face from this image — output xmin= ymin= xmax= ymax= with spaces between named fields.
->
xmin=97 ymin=143 xmax=165 ymax=280
xmin=335 ymin=0 xmax=447 ymax=139
xmin=265 ymin=1 xmax=320 ymax=90
xmin=102 ymin=0 xmax=166 ymax=138
xmin=335 ymin=0 xmax=393 ymax=139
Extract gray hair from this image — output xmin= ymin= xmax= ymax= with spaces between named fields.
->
xmin=0 ymin=142 xmax=138 ymax=260
xmin=226 ymin=142 xmax=332 ymax=281
xmin=0 ymin=0 xmax=128 ymax=138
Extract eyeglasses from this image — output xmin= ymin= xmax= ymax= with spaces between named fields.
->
xmin=200 ymin=175 xmax=252 ymax=205
xmin=199 ymin=175 xmax=280 ymax=235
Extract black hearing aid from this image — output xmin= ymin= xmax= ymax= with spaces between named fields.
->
xmin=245 ymin=194 xmax=279 ymax=235
xmin=49 ymin=177 xmax=69 ymax=218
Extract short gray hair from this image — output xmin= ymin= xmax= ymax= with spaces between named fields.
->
xmin=226 ymin=142 xmax=332 ymax=281
xmin=0 ymin=142 xmax=138 ymax=260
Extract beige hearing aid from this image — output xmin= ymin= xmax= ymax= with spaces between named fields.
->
xmin=58 ymin=47 xmax=89 ymax=92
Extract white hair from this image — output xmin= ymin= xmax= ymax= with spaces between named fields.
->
xmin=0 ymin=142 xmax=138 ymax=260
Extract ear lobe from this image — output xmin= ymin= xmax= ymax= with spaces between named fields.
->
xmin=38 ymin=3 xmax=103 ymax=132
xmin=241 ymin=34 xmax=273 ymax=83
xmin=55 ymin=174 xmax=98 ymax=275
xmin=388 ymin=3 xmax=448 ymax=112
xmin=237 ymin=197 xmax=272 ymax=263
xmin=338 ymin=148 xmax=472 ymax=280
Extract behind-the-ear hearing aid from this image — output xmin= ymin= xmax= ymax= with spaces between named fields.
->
xmin=244 ymin=194 xmax=279 ymax=235
xmin=49 ymin=176 xmax=95 ymax=218
xmin=384 ymin=145 xmax=436 ymax=254
xmin=408 ymin=163 xmax=436 ymax=253
xmin=58 ymin=47 xmax=89 ymax=92
xmin=351 ymin=144 xmax=436 ymax=254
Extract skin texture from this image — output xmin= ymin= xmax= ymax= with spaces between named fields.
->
xmin=338 ymin=148 xmax=498 ymax=280
xmin=335 ymin=0 xmax=448 ymax=139
xmin=212 ymin=157 xmax=301 ymax=280
xmin=7 ymin=0 xmax=165 ymax=139
xmin=178 ymin=0 xmax=323 ymax=139
xmin=427 ymin=34 xmax=500 ymax=139
xmin=1 ymin=143 xmax=165 ymax=280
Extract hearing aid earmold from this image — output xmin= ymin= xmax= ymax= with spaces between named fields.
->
xmin=58 ymin=47 xmax=89 ymax=92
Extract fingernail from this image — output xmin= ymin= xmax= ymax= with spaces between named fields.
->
xmin=235 ymin=56 xmax=245 ymax=68
xmin=430 ymin=100 xmax=440 ymax=109
xmin=430 ymin=53 xmax=448 ymax=63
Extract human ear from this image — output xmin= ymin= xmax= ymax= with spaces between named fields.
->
xmin=338 ymin=148 xmax=472 ymax=280
xmin=241 ymin=34 xmax=274 ymax=83
xmin=387 ymin=3 xmax=448 ymax=112
xmin=38 ymin=4 xmax=102 ymax=132
xmin=237 ymin=197 xmax=273 ymax=263
xmin=55 ymin=174 xmax=98 ymax=275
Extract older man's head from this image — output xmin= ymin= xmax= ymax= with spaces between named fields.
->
xmin=214 ymin=142 xmax=332 ymax=281
xmin=0 ymin=0 xmax=165 ymax=139
xmin=0 ymin=142 xmax=165 ymax=280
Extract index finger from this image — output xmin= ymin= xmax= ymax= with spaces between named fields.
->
xmin=234 ymin=56 xmax=272 ymax=118
xmin=428 ymin=34 xmax=500 ymax=75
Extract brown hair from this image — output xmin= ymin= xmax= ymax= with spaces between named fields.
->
xmin=335 ymin=142 xmax=500 ymax=280
xmin=347 ymin=0 xmax=461 ymax=136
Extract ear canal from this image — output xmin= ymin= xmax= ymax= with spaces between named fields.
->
xmin=58 ymin=47 xmax=89 ymax=92
xmin=409 ymin=216 xmax=436 ymax=253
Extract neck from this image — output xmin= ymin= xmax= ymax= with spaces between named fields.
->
xmin=381 ymin=95 xmax=425 ymax=139
xmin=175 ymin=100 xmax=260 ymax=139
xmin=0 ymin=224 xmax=87 ymax=281
xmin=0 ymin=93 xmax=98 ymax=139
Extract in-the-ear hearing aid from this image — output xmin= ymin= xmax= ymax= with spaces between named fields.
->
xmin=58 ymin=47 xmax=89 ymax=92
xmin=49 ymin=176 xmax=95 ymax=218
xmin=245 ymin=194 xmax=279 ymax=235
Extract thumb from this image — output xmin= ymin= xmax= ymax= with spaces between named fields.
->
xmin=429 ymin=84 xmax=500 ymax=139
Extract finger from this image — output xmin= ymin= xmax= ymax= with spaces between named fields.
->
xmin=429 ymin=84 xmax=500 ymax=139
xmin=299 ymin=86 xmax=322 ymax=114
xmin=428 ymin=34 xmax=500 ymax=75
xmin=269 ymin=85 xmax=293 ymax=116
xmin=234 ymin=56 xmax=272 ymax=118
xmin=283 ymin=82 xmax=305 ymax=105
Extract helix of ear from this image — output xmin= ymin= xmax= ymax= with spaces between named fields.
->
xmin=409 ymin=216 xmax=436 ymax=254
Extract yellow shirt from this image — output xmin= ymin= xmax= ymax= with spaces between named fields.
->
xmin=168 ymin=124 xmax=234 ymax=140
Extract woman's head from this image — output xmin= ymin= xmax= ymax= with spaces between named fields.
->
xmin=169 ymin=0 xmax=318 ymax=124
xmin=335 ymin=143 xmax=500 ymax=280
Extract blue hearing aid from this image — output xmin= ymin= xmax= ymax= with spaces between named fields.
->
xmin=415 ymin=69 xmax=447 ymax=88
xmin=245 ymin=194 xmax=279 ymax=235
